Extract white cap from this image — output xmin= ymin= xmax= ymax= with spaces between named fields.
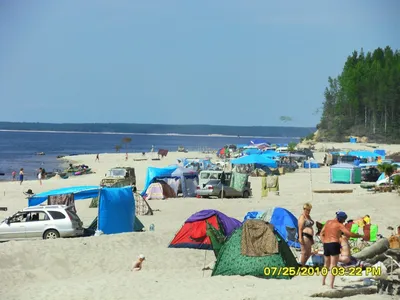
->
xmin=138 ymin=254 xmax=145 ymax=259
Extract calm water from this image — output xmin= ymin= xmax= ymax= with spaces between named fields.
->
xmin=0 ymin=131 xmax=298 ymax=180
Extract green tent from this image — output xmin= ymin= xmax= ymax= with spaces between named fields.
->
xmin=206 ymin=221 xmax=227 ymax=257
xmin=211 ymin=226 xmax=298 ymax=279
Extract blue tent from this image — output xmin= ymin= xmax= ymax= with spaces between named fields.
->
xmin=262 ymin=207 xmax=300 ymax=248
xmin=231 ymin=154 xmax=277 ymax=168
xmin=141 ymin=166 xmax=178 ymax=196
xmin=28 ymin=186 xmax=100 ymax=207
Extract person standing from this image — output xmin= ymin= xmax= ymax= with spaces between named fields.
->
xmin=320 ymin=211 xmax=363 ymax=289
xmin=19 ymin=168 xmax=24 ymax=185
xmin=12 ymin=171 xmax=16 ymax=181
xmin=38 ymin=168 xmax=43 ymax=185
xmin=298 ymin=203 xmax=314 ymax=266
xmin=95 ymin=154 xmax=100 ymax=162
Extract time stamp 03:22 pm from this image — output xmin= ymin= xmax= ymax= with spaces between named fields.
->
xmin=263 ymin=266 xmax=382 ymax=277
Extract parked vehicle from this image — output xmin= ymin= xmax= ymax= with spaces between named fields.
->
xmin=0 ymin=205 xmax=84 ymax=241
xmin=196 ymin=179 xmax=252 ymax=198
xmin=361 ymin=167 xmax=381 ymax=182
xmin=375 ymin=173 xmax=400 ymax=186
xmin=198 ymin=170 xmax=232 ymax=188
xmin=100 ymin=167 xmax=136 ymax=188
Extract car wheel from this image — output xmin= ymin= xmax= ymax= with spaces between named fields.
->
xmin=243 ymin=191 xmax=250 ymax=198
xmin=43 ymin=229 xmax=60 ymax=240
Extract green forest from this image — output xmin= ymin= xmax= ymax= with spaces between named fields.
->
xmin=317 ymin=46 xmax=400 ymax=142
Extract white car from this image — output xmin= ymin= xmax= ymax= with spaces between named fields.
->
xmin=375 ymin=173 xmax=400 ymax=186
xmin=0 ymin=205 xmax=84 ymax=241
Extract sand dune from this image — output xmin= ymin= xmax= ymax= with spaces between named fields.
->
xmin=0 ymin=145 xmax=399 ymax=300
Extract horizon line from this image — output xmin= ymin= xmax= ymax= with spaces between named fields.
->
xmin=0 ymin=129 xmax=302 ymax=139
xmin=0 ymin=121 xmax=316 ymax=128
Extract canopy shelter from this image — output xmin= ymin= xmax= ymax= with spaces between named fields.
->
xmin=28 ymin=186 xmax=99 ymax=207
xmin=231 ymin=154 xmax=277 ymax=168
xmin=27 ymin=185 xmax=137 ymax=235
xmin=347 ymin=151 xmax=379 ymax=158
xmin=261 ymin=151 xmax=287 ymax=158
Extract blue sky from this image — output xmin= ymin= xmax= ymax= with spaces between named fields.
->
xmin=0 ymin=1 xmax=399 ymax=127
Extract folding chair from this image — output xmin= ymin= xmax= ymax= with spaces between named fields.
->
xmin=345 ymin=222 xmax=361 ymax=253
xmin=285 ymin=226 xmax=301 ymax=260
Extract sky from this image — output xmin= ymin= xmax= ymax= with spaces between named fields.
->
xmin=0 ymin=0 xmax=399 ymax=127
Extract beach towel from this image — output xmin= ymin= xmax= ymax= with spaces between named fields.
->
xmin=230 ymin=172 xmax=248 ymax=191
xmin=241 ymin=220 xmax=278 ymax=257
xmin=48 ymin=193 xmax=75 ymax=212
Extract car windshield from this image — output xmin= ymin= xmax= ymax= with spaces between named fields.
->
xmin=108 ymin=169 xmax=126 ymax=177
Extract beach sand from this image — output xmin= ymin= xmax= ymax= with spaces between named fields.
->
xmin=0 ymin=143 xmax=399 ymax=300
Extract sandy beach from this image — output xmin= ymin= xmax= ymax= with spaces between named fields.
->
xmin=0 ymin=143 xmax=399 ymax=300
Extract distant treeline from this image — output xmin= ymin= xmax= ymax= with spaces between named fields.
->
xmin=318 ymin=46 xmax=400 ymax=142
xmin=0 ymin=122 xmax=315 ymax=137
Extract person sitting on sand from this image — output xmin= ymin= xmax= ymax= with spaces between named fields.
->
xmin=131 ymin=254 xmax=145 ymax=271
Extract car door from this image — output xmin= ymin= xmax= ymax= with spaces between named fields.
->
xmin=0 ymin=212 xmax=27 ymax=240
xmin=25 ymin=211 xmax=51 ymax=238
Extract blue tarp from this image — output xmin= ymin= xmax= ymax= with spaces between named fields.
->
xmin=243 ymin=211 xmax=264 ymax=221
xmin=262 ymin=151 xmax=286 ymax=157
xmin=359 ymin=162 xmax=378 ymax=168
xmin=28 ymin=186 xmax=100 ymax=206
xmin=348 ymin=151 xmax=379 ymax=158
xmin=98 ymin=187 xmax=135 ymax=235
xmin=243 ymin=148 xmax=261 ymax=155
xmin=269 ymin=207 xmax=300 ymax=249
xmin=141 ymin=166 xmax=178 ymax=196
xmin=231 ymin=154 xmax=277 ymax=168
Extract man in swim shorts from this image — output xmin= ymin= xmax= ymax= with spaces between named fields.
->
xmin=320 ymin=211 xmax=363 ymax=289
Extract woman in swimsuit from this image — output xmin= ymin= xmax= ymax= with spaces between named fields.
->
xmin=298 ymin=202 xmax=315 ymax=266
xmin=339 ymin=233 xmax=351 ymax=264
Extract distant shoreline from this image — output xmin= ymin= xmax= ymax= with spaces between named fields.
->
xmin=0 ymin=129 xmax=301 ymax=139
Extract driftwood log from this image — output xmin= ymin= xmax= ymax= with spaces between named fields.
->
xmin=377 ymin=278 xmax=400 ymax=296
xmin=310 ymin=286 xmax=377 ymax=298
xmin=353 ymin=238 xmax=389 ymax=260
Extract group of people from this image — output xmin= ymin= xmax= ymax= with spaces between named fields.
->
xmin=11 ymin=168 xmax=25 ymax=185
xmin=298 ymin=203 xmax=365 ymax=289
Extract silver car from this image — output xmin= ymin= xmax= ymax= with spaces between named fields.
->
xmin=196 ymin=179 xmax=252 ymax=198
xmin=0 ymin=205 xmax=84 ymax=241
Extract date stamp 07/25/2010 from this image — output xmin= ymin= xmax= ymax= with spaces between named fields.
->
xmin=263 ymin=266 xmax=382 ymax=277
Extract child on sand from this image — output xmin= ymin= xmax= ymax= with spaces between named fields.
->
xmin=131 ymin=254 xmax=145 ymax=271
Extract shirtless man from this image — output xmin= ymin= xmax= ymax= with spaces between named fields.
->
xmin=320 ymin=211 xmax=363 ymax=288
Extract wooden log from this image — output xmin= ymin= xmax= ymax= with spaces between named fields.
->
xmin=365 ymin=253 xmax=387 ymax=265
xmin=377 ymin=278 xmax=400 ymax=296
xmin=387 ymin=248 xmax=400 ymax=258
xmin=310 ymin=286 xmax=377 ymax=298
xmin=353 ymin=238 xmax=389 ymax=260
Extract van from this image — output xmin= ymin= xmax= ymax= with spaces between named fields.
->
xmin=199 ymin=170 xmax=232 ymax=188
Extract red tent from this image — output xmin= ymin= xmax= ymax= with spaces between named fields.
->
xmin=168 ymin=209 xmax=242 ymax=250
